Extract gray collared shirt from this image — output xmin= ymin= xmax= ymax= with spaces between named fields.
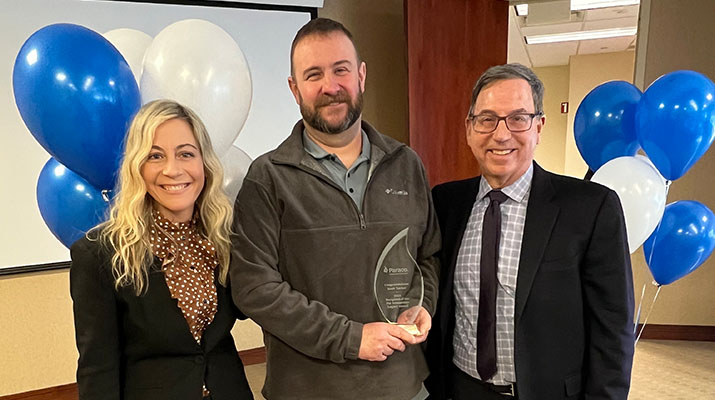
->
xmin=452 ymin=164 xmax=534 ymax=385
xmin=302 ymin=129 xmax=371 ymax=211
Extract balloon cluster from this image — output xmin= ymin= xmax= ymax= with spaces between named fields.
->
xmin=575 ymin=71 xmax=715 ymax=286
xmin=13 ymin=20 xmax=253 ymax=248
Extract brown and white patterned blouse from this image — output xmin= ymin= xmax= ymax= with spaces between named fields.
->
xmin=149 ymin=210 xmax=219 ymax=344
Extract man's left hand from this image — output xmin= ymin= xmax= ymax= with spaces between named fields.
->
xmin=397 ymin=306 xmax=432 ymax=344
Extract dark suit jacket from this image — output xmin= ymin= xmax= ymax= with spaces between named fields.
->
xmin=70 ymin=235 xmax=253 ymax=400
xmin=425 ymin=163 xmax=634 ymax=400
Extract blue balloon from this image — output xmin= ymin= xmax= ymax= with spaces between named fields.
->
xmin=643 ymin=200 xmax=715 ymax=285
xmin=37 ymin=158 xmax=110 ymax=248
xmin=13 ymin=23 xmax=140 ymax=190
xmin=574 ymin=81 xmax=642 ymax=171
xmin=636 ymin=70 xmax=715 ymax=180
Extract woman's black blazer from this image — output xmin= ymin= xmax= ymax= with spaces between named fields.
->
xmin=70 ymin=235 xmax=254 ymax=400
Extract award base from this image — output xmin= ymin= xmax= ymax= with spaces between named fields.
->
xmin=396 ymin=323 xmax=421 ymax=336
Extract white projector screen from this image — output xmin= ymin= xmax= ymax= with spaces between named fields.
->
xmin=0 ymin=0 xmax=315 ymax=273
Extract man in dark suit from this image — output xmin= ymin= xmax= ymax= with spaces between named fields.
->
xmin=425 ymin=63 xmax=634 ymax=400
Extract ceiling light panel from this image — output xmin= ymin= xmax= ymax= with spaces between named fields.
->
xmin=572 ymin=0 xmax=640 ymax=10
xmin=524 ymin=26 xmax=637 ymax=44
xmin=515 ymin=0 xmax=639 ymax=17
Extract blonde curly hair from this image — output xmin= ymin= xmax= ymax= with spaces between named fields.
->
xmin=98 ymin=99 xmax=233 ymax=294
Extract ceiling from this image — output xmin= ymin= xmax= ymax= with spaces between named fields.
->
xmin=508 ymin=1 xmax=640 ymax=67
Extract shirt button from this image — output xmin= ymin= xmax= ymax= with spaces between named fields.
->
xmin=349 ymin=188 xmax=354 ymax=193
xmin=194 ymin=355 xmax=205 ymax=364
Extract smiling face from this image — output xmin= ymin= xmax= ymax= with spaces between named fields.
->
xmin=141 ymin=118 xmax=205 ymax=222
xmin=466 ymin=78 xmax=544 ymax=189
xmin=288 ymin=31 xmax=366 ymax=135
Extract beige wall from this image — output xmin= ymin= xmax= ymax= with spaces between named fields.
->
xmin=565 ymin=51 xmax=636 ymax=178
xmin=630 ymin=0 xmax=715 ymax=326
xmin=532 ymin=52 xmax=636 ymax=178
xmin=0 ymin=269 xmax=264 ymax=396
xmin=533 ymin=65 xmax=569 ymax=174
xmin=0 ymin=271 xmax=76 ymax=395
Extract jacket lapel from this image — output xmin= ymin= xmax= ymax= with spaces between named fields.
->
xmin=149 ymin=258 xmax=207 ymax=350
xmin=514 ymin=163 xmax=559 ymax=324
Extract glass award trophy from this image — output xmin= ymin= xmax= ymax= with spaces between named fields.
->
xmin=373 ymin=227 xmax=424 ymax=335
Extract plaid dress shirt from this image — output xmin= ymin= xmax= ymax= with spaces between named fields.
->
xmin=452 ymin=165 xmax=533 ymax=385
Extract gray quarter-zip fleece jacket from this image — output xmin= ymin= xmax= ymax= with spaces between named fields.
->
xmin=230 ymin=120 xmax=440 ymax=400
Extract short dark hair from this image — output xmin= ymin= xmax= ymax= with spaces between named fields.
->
xmin=468 ymin=63 xmax=544 ymax=115
xmin=290 ymin=17 xmax=359 ymax=77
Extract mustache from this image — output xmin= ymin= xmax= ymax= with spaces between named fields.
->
xmin=314 ymin=91 xmax=352 ymax=108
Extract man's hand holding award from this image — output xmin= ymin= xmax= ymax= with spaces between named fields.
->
xmin=359 ymin=228 xmax=432 ymax=362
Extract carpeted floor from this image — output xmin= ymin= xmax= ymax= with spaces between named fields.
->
xmin=244 ymin=339 xmax=715 ymax=399
xmin=629 ymin=340 xmax=715 ymax=399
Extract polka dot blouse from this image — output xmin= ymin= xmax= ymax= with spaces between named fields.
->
xmin=149 ymin=210 xmax=219 ymax=344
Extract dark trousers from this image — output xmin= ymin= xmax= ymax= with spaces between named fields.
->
xmin=451 ymin=364 xmax=517 ymax=400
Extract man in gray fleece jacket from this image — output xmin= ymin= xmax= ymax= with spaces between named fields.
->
xmin=230 ymin=18 xmax=440 ymax=400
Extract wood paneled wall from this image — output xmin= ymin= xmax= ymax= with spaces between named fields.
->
xmin=405 ymin=0 xmax=509 ymax=186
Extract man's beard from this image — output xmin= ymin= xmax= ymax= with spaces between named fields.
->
xmin=300 ymin=90 xmax=363 ymax=134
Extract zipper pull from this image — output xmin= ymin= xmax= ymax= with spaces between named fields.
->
xmin=359 ymin=213 xmax=367 ymax=230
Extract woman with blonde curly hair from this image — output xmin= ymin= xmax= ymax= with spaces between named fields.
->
xmin=70 ymin=100 xmax=253 ymax=400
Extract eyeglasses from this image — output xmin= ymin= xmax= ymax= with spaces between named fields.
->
xmin=467 ymin=112 xmax=542 ymax=133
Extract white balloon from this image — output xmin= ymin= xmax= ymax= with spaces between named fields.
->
xmin=141 ymin=19 xmax=253 ymax=156
xmin=221 ymin=145 xmax=253 ymax=203
xmin=103 ymin=28 xmax=153 ymax=84
xmin=592 ymin=156 xmax=667 ymax=253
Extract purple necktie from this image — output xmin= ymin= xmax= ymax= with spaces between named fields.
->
xmin=477 ymin=189 xmax=508 ymax=381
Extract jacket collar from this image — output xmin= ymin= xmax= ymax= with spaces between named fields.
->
xmin=269 ymin=119 xmax=403 ymax=170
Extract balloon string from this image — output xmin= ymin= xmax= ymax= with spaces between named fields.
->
xmin=664 ymin=180 xmax=671 ymax=197
xmin=635 ymin=284 xmax=662 ymax=345
xmin=633 ymin=283 xmax=647 ymax=334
